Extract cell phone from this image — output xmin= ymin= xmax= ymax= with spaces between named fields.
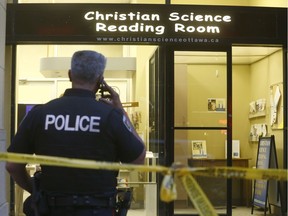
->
xmin=99 ymin=77 xmax=105 ymax=98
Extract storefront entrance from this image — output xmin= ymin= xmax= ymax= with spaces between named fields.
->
xmin=169 ymin=46 xmax=286 ymax=215
xmin=5 ymin=3 xmax=287 ymax=216
xmin=172 ymin=49 xmax=230 ymax=215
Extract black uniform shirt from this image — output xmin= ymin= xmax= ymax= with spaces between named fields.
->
xmin=8 ymin=88 xmax=144 ymax=194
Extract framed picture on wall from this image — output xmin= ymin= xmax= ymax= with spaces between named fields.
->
xmin=208 ymin=98 xmax=226 ymax=112
xmin=191 ymin=140 xmax=207 ymax=158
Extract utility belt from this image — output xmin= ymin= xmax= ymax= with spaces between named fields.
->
xmin=28 ymin=171 xmax=132 ymax=216
xmin=46 ymin=194 xmax=116 ymax=208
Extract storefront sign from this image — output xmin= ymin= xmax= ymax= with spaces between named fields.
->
xmin=6 ymin=4 xmax=287 ymax=44
xmin=83 ymin=11 xmax=231 ymax=36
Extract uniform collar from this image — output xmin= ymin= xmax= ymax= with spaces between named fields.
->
xmin=63 ymin=88 xmax=96 ymax=98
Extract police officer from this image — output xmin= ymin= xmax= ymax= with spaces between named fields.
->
xmin=6 ymin=50 xmax=146 ymax=216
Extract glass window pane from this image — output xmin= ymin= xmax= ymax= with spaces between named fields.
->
xmin=174 ymin=51 xmax=227 ymax=128
xmin=15 ymin=44 xmax=160 ymax=216
xmin=174 ymin=129 xmax=228 ymax=214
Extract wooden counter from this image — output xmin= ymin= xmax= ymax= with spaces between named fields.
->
xmin=188 ymin=158 xmax=251 ymax=207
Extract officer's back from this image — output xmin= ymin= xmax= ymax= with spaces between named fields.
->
xmin=6 ymin=50 xmax=146 ymax=216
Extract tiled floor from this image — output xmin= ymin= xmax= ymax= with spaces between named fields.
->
xmin=127 ymin=207 xmax=283 ymax=216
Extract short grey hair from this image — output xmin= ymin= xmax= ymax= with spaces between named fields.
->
xmin=70 ymin=50 xmax=107 ymax=84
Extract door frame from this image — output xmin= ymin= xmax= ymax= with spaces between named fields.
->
xmin=162 ymin=44 xmax=233 ymax=216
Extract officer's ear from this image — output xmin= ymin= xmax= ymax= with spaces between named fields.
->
xmin=68 ymin=70 xmax=72 ymax=82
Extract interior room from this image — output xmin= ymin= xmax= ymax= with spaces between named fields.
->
xmin=12 ymin=44 xmax=284 ymax=216
xmin=173 ymin=47 xmax=284 ymax=215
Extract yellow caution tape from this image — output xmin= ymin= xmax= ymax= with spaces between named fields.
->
xmin=160 ymin=173 xmax=177 ymax=202
xmin=178 ymin=173 xmax=218 ymax=216
xmin=1 ymin=152 xmax=288 ymax=216
xmin=0 ymin=152 xmax=169 ymax=173
xmin=175 ymin=166 xmax=288 ymax=181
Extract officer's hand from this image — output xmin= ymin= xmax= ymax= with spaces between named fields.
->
xmin=99 ymin=80 xmax=123 ymax=110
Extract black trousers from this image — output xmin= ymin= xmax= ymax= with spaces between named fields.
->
xmin=23 ymin=195 xmax=116 ymax=216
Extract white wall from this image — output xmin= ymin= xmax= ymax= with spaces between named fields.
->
xmin=16 ymin=45 xmax=124 ymax=79
xmin=0 ymin=0 xmax=9 ymax=215
xmin=249 ymin=50 xmax=284 ymax=168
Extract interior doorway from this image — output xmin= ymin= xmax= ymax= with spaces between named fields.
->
xmin=172 ymin=46 xmax=285 ymax=216
xmin=173 ymin=50 xmax=230 ymax=215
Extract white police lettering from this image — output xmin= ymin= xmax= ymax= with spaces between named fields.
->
xmin=45 ymin=114 xmax=101 ymax=132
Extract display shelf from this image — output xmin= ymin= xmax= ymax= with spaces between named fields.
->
xmin=248 ymin=111 xmax=266 ymax=119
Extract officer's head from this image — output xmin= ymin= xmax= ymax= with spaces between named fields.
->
xmin=69 ymin=50 xmax=107 ymax=91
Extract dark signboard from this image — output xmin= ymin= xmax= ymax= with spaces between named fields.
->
xmin=251 ymin=135 xmax=283 ymax=213
xmin=252 ymin=137 xmax=272 ymax=209
xmin=6 ymin=4 xmax=287 ymax=44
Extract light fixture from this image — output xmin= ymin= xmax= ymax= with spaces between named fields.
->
xmin=40 ymin=57 xmax=136 ymax=78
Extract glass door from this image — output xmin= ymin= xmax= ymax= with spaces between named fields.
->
xmin=173 ymin=50 xmax=230 ymax=215
xmin=171 ymin=46 xmax=286 ymax=216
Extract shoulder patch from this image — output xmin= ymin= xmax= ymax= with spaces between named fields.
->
xmin=123 ymin=115 xmax=133 ymax=132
